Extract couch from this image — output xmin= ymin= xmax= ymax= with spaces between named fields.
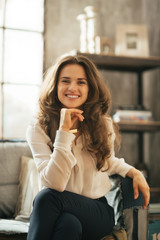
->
xmin=0 ymin=140 xmax=148 ymax=240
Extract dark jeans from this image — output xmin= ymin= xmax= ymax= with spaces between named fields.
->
xmin=27 ymin=188 xmax=115 ymax=240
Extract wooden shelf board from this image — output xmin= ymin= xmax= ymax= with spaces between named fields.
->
xmin=71 ymin=50 xmax=160 ymax=72
xmin=150 ymin=188 xmax=160 ymax=193
xmin=118 ymin=121 xmax=160 ymax=132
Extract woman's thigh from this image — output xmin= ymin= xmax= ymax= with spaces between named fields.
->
xmin=35 ymin=188 xmax=115 ymax=240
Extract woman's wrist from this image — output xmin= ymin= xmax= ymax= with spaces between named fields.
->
xmin=59 ymin=127 xmax=70 ymax=132
xmin=127 ymin=167 xmax=141 ymax=179
xmin=59 ymin=127 xmax=78 ymax=134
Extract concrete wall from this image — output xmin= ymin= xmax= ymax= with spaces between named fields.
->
xmin=44 ymin=0 xmax=160 ymax=188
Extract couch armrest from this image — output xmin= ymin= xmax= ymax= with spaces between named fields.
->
xmin=120 ymin=174 xmax=148 ymax=240
xmin=106 ymin=175 xmax=148 ymax=240
xmin=120 ymin=176 xmax=144 ymax=209
xmin=120 ymin=176 xmax=148 ymax=240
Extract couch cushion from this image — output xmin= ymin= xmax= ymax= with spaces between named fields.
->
xmin=15 ymin=156 xmax=41 ymax=221
xmin=105 ymin=175 xmax=124 ymax=229
xmin=0 ymin=142 xmax=32 ymax=218
xmin=0 ymin=142 xmax=32 ymax=185
xmin=0 ymin=219 xmax=29 ymax=234
xmin=0 ymin=185 xmax=18 ymax=218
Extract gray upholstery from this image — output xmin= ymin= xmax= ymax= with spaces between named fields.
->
xmin=0 ymin=141 xmax=32 ymax=219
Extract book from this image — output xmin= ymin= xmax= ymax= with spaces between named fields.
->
xmin=149 ymin=203 xmax=160 ymax=214
xmin=113 ymin=109 xmax=153 ymax=122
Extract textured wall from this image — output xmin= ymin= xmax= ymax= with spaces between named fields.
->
xmin=44 ymin=0 xmax=160 ymax=188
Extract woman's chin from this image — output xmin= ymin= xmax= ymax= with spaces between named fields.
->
xmin=63 ymin=104 xmax=81 ymax=109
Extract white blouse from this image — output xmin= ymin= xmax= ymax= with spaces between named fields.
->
xmin=26 ymin=117 xmax=133 ymax=199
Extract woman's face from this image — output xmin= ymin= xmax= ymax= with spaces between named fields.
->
xmin=57 ymin=64 xmax=89 ymax=109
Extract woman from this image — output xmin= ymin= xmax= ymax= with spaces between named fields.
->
xmin=26 ymin=54 xmax=150 ymax=240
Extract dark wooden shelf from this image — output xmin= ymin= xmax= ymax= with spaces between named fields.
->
xmin=119 ymin=121 xmax=160 ymax=132
xmin=71 ymin=50 xmax=160 ymax=72
xmin=150 ymin=189 xmax=160 ymax=204
xmin=150 ymin=188 xmax=160 ymax=193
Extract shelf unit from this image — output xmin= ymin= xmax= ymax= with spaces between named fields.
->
xmin=71 ymin=51 xmax=160 ymax=170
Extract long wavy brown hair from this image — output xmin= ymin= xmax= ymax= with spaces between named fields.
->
xmin=38 ymin=54 xmax=120 ymax=171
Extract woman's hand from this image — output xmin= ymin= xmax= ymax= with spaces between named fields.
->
xmin=127 ymin=168 xmax=150 ymax=209
xmin=59 ymin=108 xmax=84 ymax=132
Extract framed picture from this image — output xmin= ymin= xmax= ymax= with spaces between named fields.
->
xmin=115 ymin=25 xmax=149 ymax=57
xmin=95 ymin=36 xmax=113 ymax=55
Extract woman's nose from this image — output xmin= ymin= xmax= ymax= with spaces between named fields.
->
xmin=68 ymin=82 xmax=77 ymax=91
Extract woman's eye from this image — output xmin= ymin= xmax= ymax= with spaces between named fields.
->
xmin=78 ymin=81 xmax=86 ymax=85
xmin=61 ymin=80 xmax=70 ymax=83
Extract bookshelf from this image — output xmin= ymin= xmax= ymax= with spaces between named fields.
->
xmin=71 ymin=51 xmax=160 ymax=187
xmin=119 ymin=121 xmax=160 ymax=132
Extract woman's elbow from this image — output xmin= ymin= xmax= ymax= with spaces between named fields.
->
xmin=53 ymin=185 xmax=66 ymax=192
xmin=40 ymin=174 xmax=66 ymax=192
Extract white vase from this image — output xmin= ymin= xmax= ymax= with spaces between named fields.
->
xmin=84 ymin=6 xmax=97 ymax=54
xmin=77 ymin=14 xmax=88 ymax=53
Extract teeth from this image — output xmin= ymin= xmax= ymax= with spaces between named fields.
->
xmin=67 ymin=95 xmax=79 ymax=98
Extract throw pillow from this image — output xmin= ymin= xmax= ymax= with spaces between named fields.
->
xmin=15 ymin=156 xmax=41 ymax=221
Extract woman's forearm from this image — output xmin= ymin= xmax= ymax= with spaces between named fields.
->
xmin=127 ymin=167 xmax=140 ymax=178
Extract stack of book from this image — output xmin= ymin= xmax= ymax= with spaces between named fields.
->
xmin=112 ymin=105 xmax=153 ymax=123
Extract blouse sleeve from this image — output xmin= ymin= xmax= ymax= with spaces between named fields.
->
xmin=26 ymin=123 xmax=77 ymax=191
xmin=105 ymin=117 xmax=133 ymax=177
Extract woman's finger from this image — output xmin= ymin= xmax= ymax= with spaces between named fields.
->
xmin=59 ymin=108 xmax=84 ymax=131
xmin=141 ymin=185 xmax=150 ymax=209
xmin=71 ymin=112 xmax=84 ymax=122
xmin=133 ymin=183 xmax=139 ymax=199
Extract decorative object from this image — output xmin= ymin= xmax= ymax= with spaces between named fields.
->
xmin=76 ymin=14 xmax=88 ymax=53
xmin=84 ymin=6 xmax=97 ymax=54
xmin=95 ymin=36 xmax=113 ymax=55
xmin=15 ymin=156 xmax=41 ymax=221
xmin=115 ymin=25 xmax=149 ymax=57
xmin=77 ymin=6 xmax=97 ymax=54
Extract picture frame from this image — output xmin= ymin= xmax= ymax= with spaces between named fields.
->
xmin=115 ymin=25 xmax=149 ymax=57
xmin=95 ymin=36 xmax=113 ymax=55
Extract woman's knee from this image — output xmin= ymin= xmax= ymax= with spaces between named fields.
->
xmin=33 ymin=188 xmax=59 ymax=210
xmin=33 ymin=188 xmax=50 ymax=204
xmin=54 ymin=213 xmax=82 ymax=237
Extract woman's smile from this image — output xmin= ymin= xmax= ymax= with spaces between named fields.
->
xmin=65 ymin=94 xmax=80 ymax=99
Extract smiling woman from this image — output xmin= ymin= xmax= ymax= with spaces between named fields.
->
xmin=26 ymin=54 xmax=150 ymax=240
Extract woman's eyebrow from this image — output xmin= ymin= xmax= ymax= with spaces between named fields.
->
xmin=77 ymin=78 xmax=87 ymax=80
xmin=60 ymin=76 xmax=87 ymax=80
xmin=60 ymin=76 xmax=70 ymax=79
